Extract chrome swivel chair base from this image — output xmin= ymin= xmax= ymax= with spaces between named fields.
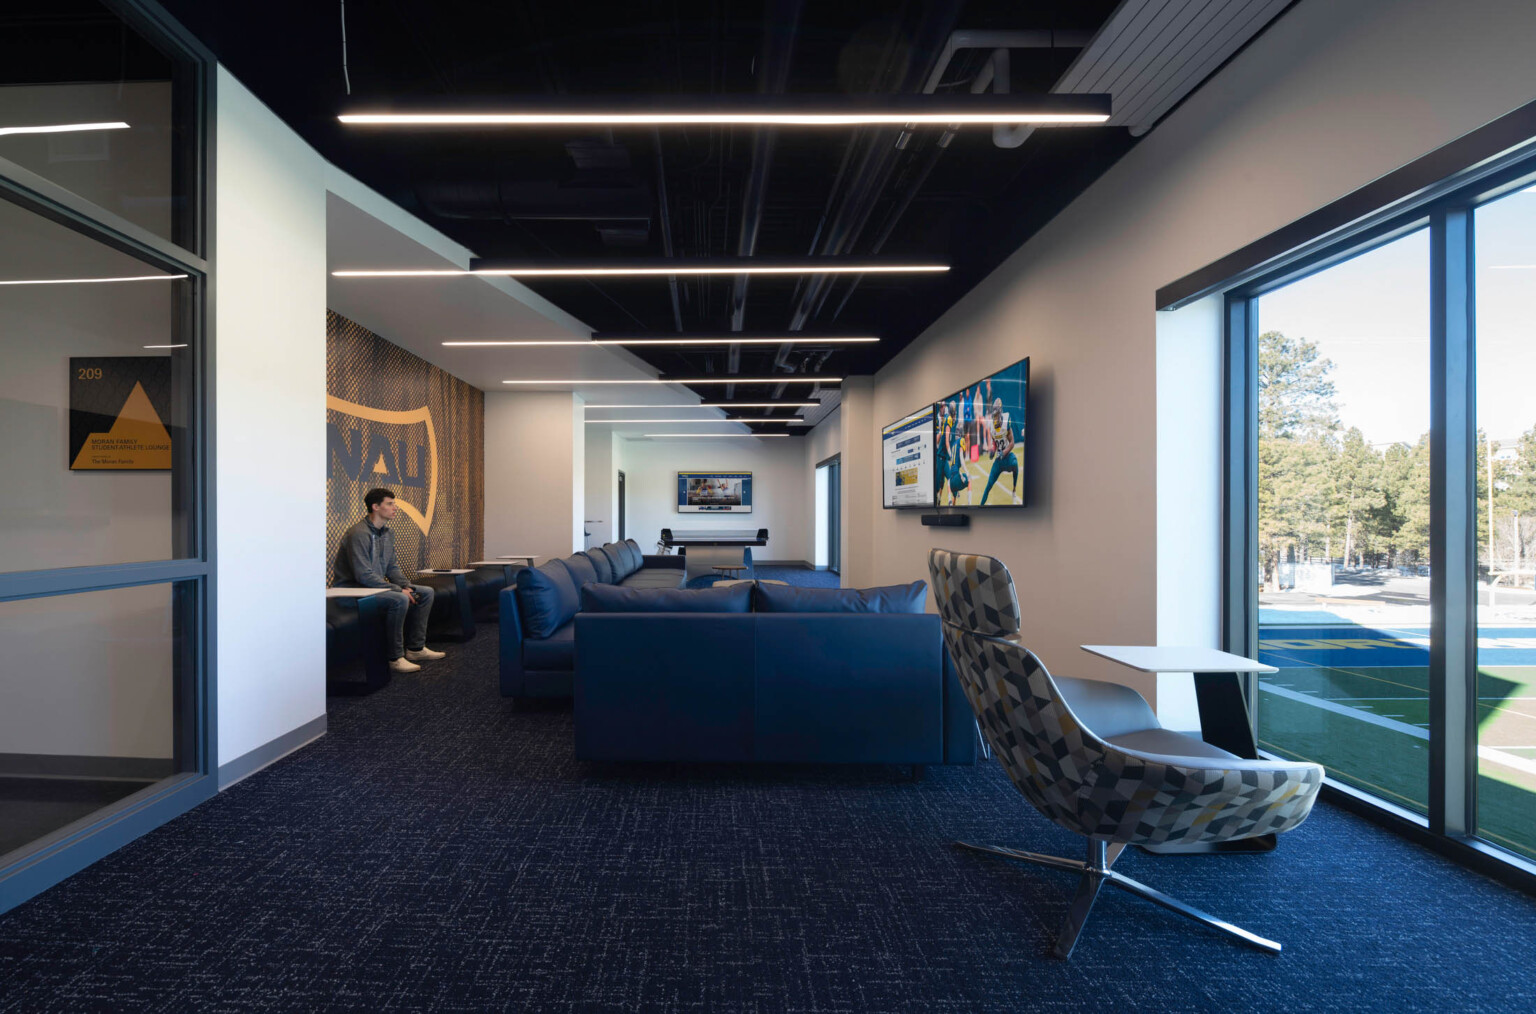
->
xmin=955 ymin=838 xmax=1282 ymax=959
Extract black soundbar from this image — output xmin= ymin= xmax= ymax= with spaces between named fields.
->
xmin=920 ymin=514 xmax=969 ymax=527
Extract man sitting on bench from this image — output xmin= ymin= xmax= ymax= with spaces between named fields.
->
xmin=332 ymin=487 xmax=446 ymax=674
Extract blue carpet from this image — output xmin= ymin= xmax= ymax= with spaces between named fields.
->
xmin=687 ymin=565 xmax=841 ymax=589
xmin=3 ymin=607 xmax=1536 ymax=1009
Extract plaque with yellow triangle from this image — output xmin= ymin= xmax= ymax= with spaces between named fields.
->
xmin=69 ymin=357 xmax=175 ymax=470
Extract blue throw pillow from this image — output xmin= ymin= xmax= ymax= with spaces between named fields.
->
xmin=601 ymin=542 xmax=633 ymax=579
xmin=561 ymin=553 xmax=599 ymax=588
xmin=753 ymin=580 xmax=927 ymax=614
xmin=515 ymin=562 xmax=581 ymax=639
xmin=583 ymin=549 xmax=614 ymax=584
xmin=581 ymin=582 xmax=752 ymax=614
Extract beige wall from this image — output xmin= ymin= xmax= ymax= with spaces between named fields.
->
xmin=584 ymin=427 xmax=618 ymax=547
xmin=614 ymin=435 xmax=811 ymax=563
xmin=852 ymin=0 xmax=1536 ymax=704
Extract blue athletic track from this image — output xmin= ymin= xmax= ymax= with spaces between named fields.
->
xmin=1259 ymin=625 xmax=1536 ymax=668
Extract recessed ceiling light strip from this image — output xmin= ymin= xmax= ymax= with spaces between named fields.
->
xmin=0 ymin=121 xmax=129 ymax=137
xmin=641 ymin=433 xmax=791 ymax=438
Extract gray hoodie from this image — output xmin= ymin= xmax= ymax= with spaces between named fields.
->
xmin=333 ymin=517 xmax=409 ymax=590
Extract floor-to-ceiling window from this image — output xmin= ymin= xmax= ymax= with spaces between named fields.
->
xmin=1254 ymin=230 xmax=1432 ymax=815
xmin=1214 ymin=134 xmax=1536 ymax=883
xmin=1473 ymin=185 xmax=1536 ymax=862
xmin=0 ymin=0 xmax=214 ymax=913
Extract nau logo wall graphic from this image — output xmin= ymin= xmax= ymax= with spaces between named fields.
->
xmin=327 ymin=311 xmax=484 ymax=582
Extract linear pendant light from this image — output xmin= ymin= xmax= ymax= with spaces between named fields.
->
xmin=583 ymin=402 xmax=819 ymax=409
xmin=642 ymin=433 xmax=790 ymax=438
xmin=337 ymin=259 xmax=945 ymax=279
xmin=445 ymin=334 xmax=877 ymax=347
xmin=338 ymin=93 xmax=1110 ymax=127
xmin=502 ymin=376 xmax=839 ymax=385
xmin=585 ymin=418 xmax=811 ymax=424
xmin=0 ymin=121 xmax=129 ymax=137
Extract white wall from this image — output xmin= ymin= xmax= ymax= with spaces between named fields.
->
xmin=584 ymin=427 xmax=618 ymax=547
xmin=614 ymin=436 xmax=810 ymax=562
xmin=805 ymin=407 xmax=842 ymax=568
xmin=852 ymin=0 xmax=1536 ymax=704
xmin=485 ymin=391 xmax=585 ymax=562
xmin=1155 ymin=294 xmax=1224 ymax=728
xmin=213 ymin=67 xmax=328 ymax=769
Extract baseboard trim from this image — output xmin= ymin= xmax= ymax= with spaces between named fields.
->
xmin=217 ymin=714 xmax=327 ymax=789
xmin=0 ymin=754 xmax=176 ymax=782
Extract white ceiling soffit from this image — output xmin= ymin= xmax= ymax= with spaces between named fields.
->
xmin=325 ymin=190 xmax=700 ymax=406
xmin=1059 ymin=0 xmax=1294 ymax=136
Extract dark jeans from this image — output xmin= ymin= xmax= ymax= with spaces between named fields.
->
xmin=376 ymin=584 xmax=435 ymax=659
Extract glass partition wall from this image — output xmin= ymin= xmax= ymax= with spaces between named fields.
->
xmin=0 ymin=1 xmax=213 ymax=913
xmin=1226 ymin=150 xmax=1536 ymax=878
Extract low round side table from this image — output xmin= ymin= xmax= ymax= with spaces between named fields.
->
xmin=712 ymin=564 xmax=749 ymax=580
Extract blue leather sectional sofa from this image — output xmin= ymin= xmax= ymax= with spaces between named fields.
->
xmin=500 ymin=539 xmax=684 ymax=698
xmin=575 ymin=581 xmax=975 ymax=767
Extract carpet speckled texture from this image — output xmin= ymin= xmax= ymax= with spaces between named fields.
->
xmin=3 ymin=592 xmax=1536 ymax=1010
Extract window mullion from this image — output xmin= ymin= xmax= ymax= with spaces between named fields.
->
xmin=1428 ymin=205 xmax=1479 ymax=838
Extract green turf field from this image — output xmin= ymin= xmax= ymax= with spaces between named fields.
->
xmin=942 ymin=451 xmax=1023 ymax=507
xmin=1258 ymin=660 xmax=1536 ymax=861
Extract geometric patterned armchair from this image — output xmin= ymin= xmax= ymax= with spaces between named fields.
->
xmin=929 ymin=549 xmax=1324 ymax=959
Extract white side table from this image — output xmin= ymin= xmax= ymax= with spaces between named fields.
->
xmin=495 ymin=554 xmax=539 ymax=567
xmin=1082 ymin=644 xmax=1280 ymax=855
xmin=326 ymin=587 xmax=386 ymax=598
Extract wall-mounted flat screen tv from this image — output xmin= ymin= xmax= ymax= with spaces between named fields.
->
xmin=881 ymin=405 xmax=937 ymax=509
xmin=677 ymin=471 xmax=753 ymax=513
xmin=932 ymin=356 xmax=1028 ymax=508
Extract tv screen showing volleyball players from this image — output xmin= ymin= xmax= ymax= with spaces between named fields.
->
xmin=932 ymin=357 xmax=1028 ymax=508
xmin=881 ymin=405 xmax=936 ymax=508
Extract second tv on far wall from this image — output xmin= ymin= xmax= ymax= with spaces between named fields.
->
xmin=881 ymin=356 xmax=1029 ymax=510
xmin=677 ymin=471 xmax=753 ymax=513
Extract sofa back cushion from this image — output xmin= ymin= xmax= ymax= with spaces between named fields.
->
xmin=581 ymin=582 xmax=752 ymax=614
xmin=516 ymin=562 xmax=581 ymax=638
xmin=591 ymin=545 xmax=620 ymax=580
xmin=753 ymin=580 xmax=927 ymax=614
xmin=601 ymin=542 xmax=633 ymax=579
xmin=559 ymin=553 xmax=600 ymax=589
xmin=624 ymin=539 xmax=644 ymax=569
xmin=581 ymin=548 xmax=614 ymax=584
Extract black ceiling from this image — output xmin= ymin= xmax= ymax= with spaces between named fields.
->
xmin=135 ymin=2 xmax=1141 ymax=391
